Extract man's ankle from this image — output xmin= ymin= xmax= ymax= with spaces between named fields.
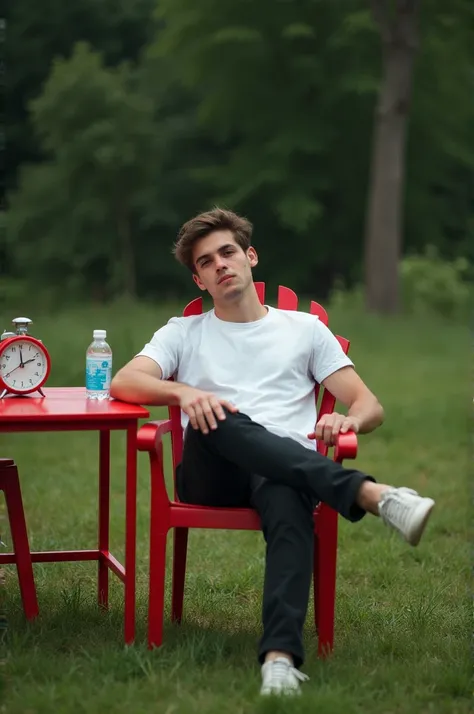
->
xmin=264 ymin=651 xmax=294 ymax=665
xmin=356 ymin=481 xmax=391 ymax=515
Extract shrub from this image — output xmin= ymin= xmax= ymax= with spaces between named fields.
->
xmin=329 ymin=247 xmax=471 ymax=320
xmin=400 ymin=246 xmax=471 ymax=320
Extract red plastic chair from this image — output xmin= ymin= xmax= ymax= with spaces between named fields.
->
xmin=0 ymin=458 xmax=39 ymax=619
xmin=137 ymin=284 xmax=358 ymax=656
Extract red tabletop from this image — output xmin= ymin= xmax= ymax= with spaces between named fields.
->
xmin=0 ymin=387 xmax=149 ymax=424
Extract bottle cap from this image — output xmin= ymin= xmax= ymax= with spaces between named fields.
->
xmin=93 ymin=329 xmax=107 ymax=339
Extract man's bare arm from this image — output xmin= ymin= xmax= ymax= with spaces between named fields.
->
xmin=110 ymin=356 xmax=186 ymax=406
xmin=323 ymin=366 xmax=384 ymax=433
xmin=110 ymin=357 xmax=239 ymax=433
xmin=308 ymin=366 xmax=384 ymax=445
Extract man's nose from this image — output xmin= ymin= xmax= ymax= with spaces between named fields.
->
xmin=215 ymin=256 xmax=227 ymax=270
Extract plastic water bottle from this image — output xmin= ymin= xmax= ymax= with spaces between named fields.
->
xmin=86 ymin=329 xmax=112 ymax=400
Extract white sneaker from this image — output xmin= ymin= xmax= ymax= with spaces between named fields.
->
xmin=260 ymin=657 xmax=309 ymax=696
xmin=378 ymin=487 xmax=435 ymax=546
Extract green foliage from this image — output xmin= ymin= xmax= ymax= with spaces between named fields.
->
xmin=0 ymin=279 xmax=30 ymax=315
xmin=5 ymin=0 xmax=474 ymax=303
xmin=330 ymin=249 xmax=471 ymax=321
xmin=153 ymin=0 xmax=377 ymax=247
xmin=8 ymin=43 xmax=158 ymax=298
xmin=6 ymin=0 xmax=157 ymax=191
xmin=400 ymin=246 xmax=471 ymax=319
xmin=148 ymin=0 xmax=473 ymax=293
xmin=406 ymin=0 xmax=474 ymax=261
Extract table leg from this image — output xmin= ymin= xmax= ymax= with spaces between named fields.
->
xmin=124 ymin=425 xmax=138 ymax=645
xmin=98 ymin=430 xmax=110 ymax=609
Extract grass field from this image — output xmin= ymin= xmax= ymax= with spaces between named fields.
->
xmin=0 ymin=297 xmax=470 ymax=713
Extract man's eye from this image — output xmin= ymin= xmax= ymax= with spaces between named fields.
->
xmin=224 ymin=250 xmax=234 ymax=256
xmin=201 ymin=260 xmax=210 ymax=267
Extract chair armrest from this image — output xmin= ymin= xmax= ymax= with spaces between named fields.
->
xmin=137 ymin=419 xmax=173 ymax=514
xmin=137 ymin=419 xmax=173 ymax=452
xmin=333 ymin=430 xmax=358 ymax=462
xmin=136 ymin=419 xmax=357 ymax=462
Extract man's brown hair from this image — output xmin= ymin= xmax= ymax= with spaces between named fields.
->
xmin=173 ymin=207 xmax=253 ymax=273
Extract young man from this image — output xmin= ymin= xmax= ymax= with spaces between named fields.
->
xmin=110 ymin=208 xmax=435 ymax=696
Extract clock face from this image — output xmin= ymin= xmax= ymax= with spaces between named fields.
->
xmin=0 ymin=339 xmax=49 ymax=393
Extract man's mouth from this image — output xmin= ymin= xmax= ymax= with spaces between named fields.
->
xmin=218 ymin=275 xmax=234 ymax=284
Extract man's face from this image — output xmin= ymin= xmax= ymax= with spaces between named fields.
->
xmin=192 ymin=230 xmax=258 ymax=301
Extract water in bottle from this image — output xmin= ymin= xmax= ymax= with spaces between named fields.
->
xmin=86 ymin=329 xmax=112 ymax=400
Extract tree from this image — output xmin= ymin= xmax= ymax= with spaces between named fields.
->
xmin=151 ymin=0 xmax=381 ymax=294
xmin=404 ymin=0 xmax=474 ymax=264
xmin=7 ymin=43 xmax=158 ymax=298
xmin=6 ymin=0 xmax=156 ymax=192
xmin=364 ymin=0 xmax=474 ymax=314
xmin=364 ymin=0 xmax=420 ymax=314
xmin=7 ymin=0 xmax=473 ymax=303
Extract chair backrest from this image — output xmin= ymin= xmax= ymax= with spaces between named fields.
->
xmin=167 ymin=283 xmax=350 ymax=486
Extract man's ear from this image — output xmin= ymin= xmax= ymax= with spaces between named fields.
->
xmin=248 ymin=246 xmax=258 ymax=268
xmin=192 ymin=273 xmax=206 ymax=292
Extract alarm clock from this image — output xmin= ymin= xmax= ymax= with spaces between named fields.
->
xmin=0 ymin=318 xmax=51 ymax=398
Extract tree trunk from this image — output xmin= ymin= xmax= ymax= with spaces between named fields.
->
xmin=117 ymin=200 xmax=136 ymax=298
xmin=365 ymin=1 xmax=419 ymax=314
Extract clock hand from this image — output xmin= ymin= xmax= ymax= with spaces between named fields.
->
xmin=19 ymin=347 xmax=24 ymax=367
xmin=4 ymin=363 xmax=23 ymax=379
xmin=4 ymin=356 xmax=38 ymax=377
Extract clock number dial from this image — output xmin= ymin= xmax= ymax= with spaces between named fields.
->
xmin=0 ymin=339 xmax=48 ymax=392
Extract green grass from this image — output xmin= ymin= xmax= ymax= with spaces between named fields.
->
xmin=0 ymin=297 xmax=471 ymax=713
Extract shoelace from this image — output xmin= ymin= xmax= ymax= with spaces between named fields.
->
xmin=292 ymin=668 xmax=310 ymax=683
xmin=267 ymin=659 xmax=309 ymax=685
xmin=380 ymin=488 xmax=417 ymax=528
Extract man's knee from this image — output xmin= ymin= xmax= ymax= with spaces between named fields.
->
xmin=219 ymin=407 xmax=251 ymax=424
xmin=186 ymin=408 xmax=249 ymax=440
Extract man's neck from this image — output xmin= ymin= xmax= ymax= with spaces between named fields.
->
xmin=213 ymin=286 xmax=268 ymax=323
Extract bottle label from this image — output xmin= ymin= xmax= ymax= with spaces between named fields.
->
xmin=86 ymin=357 xmax=112 ymax=391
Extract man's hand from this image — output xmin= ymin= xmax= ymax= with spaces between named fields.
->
xmin=307 ymin=412 xmax=360 ymax=446
xmin=179 ymin=386 xmax=239 ymax=434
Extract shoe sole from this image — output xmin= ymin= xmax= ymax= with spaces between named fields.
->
xmin=406 ymin=498 xmax=435 ymax=546
xmin=260 ymin=689 xmax=301 ymax=696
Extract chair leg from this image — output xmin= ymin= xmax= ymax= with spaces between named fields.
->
xmin=148 ymin=530 xmax=167 ymax=649
xmin=313 ymin=532 xmax=320 ymax=634
xmin=313 ymin=510 xmax=338 ymax=657
xmin=171 ymin=527 xmax=188 ymax=624
xmin=1 ymin=464 xmax=39 ymax=620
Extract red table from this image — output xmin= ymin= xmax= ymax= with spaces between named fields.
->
xmin=0 ymin=387 xmax=150 ymax=644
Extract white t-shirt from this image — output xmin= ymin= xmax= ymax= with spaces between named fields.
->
xmin=137 ymin=306 xmax=353 ymax=450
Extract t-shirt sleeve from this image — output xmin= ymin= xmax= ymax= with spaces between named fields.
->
xmin=135 ymin=317 xmax=184 ymax=380
xmin=310 ymin=319 xmax=354 ymax=384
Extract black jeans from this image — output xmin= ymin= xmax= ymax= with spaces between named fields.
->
xmin=176 ymin=410 xmax=374 ymax=667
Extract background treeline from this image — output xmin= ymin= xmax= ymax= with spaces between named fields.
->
xmin=3 ymin=0 xmax=473 ymax=313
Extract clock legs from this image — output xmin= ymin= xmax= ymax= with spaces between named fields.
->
xmin=0 ymin=388 xmax=46 ymax=398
